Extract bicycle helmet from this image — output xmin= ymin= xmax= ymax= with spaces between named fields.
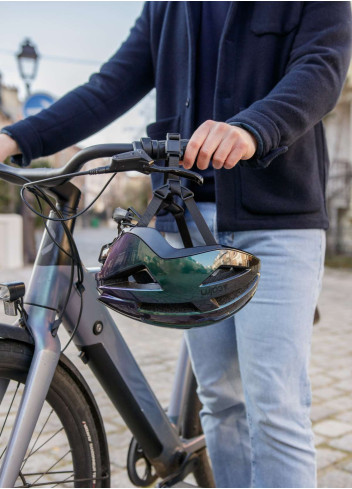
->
xmin=96 ymin=170 xmax=260 ymax=328
xmin=96 ymin=140 xmax=260 ymax=328
xmin=96 ymin=226 xmax=260 ymax=329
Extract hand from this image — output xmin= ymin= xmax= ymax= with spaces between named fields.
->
xmin=183 ymin=120 xmax=257 ymax=170
xmin=0 ymin=133 xmax=20 ymax=163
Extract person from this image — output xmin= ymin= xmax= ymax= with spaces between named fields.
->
xmin=0 ymin=2 xmax=351 ymax=487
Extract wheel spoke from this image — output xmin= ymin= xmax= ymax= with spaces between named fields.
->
xmin=0 ymin=381 xmax=20 ymax=440
xmin=21 ymin=409 xmax=54 ymax=471
xmin=31 ymin=449 xmax=72 ymax=486
xmin=19 ymin=470 xmax=73 ymax=477
xmin=0 ymin=446 xmax=7 ymax=462
xmin=16 ymin=475 xmax=74 ymax=488
xmin=51 ymin=473 xmax=74 ymax=488
xmin=21 ymin=426 xmax=64 ymax=459
xmin=0 ymin=378 xmax=10 ymax=404
xmin=14 ymin=472 xmax=101 ymax=488
xmin=0 ymin=380 xmax=21 ymax=464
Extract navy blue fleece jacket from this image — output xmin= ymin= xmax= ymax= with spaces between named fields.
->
xmin=3 ymin=2 xmax=352 ymax=231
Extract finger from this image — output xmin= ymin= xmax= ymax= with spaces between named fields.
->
xmin=196 ymin=122 xmax=231 ymax=170
xmin=211 ymin=133 xmax=237 ymax=169
xmin=223 ymin=142 xmax=246 ymax=169
xmin=183 ymin=121 xmax=212 ymax=169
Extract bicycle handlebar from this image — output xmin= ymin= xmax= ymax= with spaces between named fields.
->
xmin=0 ymin=138 xmax=190 ymax=187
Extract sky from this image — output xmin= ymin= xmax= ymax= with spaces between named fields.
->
xmin=0 ymin=1 xmax=155 ymax=147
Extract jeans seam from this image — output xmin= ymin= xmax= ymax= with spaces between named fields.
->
xmin=316 ymin=230 xmax=325 ymax=296
xmin=305 ymin=230 xmax=324 ymax=409
xmin=247 ymin=411 xmax=256 ymax=487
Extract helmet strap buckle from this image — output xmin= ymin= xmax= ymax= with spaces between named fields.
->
xmin=165 ymin=133 xmax=182 ymax=170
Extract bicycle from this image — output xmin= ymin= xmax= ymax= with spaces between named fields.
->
xmin=0 ymin=134 xmax=217 ymax=488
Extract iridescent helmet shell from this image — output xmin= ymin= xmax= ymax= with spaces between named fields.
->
xmin=96 ymin=227 xmax=260 ymax=329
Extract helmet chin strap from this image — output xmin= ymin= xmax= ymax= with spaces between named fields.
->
xmin=137 ymin=177 xmax=217 ymax=248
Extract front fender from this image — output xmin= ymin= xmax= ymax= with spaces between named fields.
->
xmin=0 ymin=323 xmax=34 ymax=344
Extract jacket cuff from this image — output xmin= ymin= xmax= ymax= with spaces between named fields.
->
xmin=227 ymin=113 xmax=288 ymax=168
xmin=228 ymin=122 xmax=264 ymax=158
xmin=1 ymin=120 xmax=43 ymax=167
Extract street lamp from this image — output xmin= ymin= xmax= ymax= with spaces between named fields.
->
xmin=16 ymin=39 xmax=39 ymax=97
xmin=16 ymin=39 xmax=40 ymax=264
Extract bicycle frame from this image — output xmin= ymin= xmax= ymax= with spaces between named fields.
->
xmin=0 ymin=181 xmax=204 ymax=487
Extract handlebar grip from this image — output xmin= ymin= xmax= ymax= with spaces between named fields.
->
xmin=143 ymin=139 xmax=189 ymax=161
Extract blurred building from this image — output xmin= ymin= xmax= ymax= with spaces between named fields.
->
xmin=325 ymin=65 xmax=352 ymax=254
xmin=0 ymin=79 xmax=22 ymax=127
xmin=0 ymin=80 xmax=25 ymax=266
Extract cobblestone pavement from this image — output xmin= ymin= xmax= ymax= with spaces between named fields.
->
xmin=0 ymin=226 xmax=351 ymax=487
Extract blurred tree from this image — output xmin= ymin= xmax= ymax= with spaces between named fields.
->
xmin=0 ymin=157 xmax=21 ymax=213
xmin=21 ymin=159 xmax=51 ymax=264
xmin=0 ymin=158 xmax=51 ymax=264
xmin=109 ymin=174 xmax=152 ymax=218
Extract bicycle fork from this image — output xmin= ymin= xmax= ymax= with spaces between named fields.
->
xmin=0 ymin=265 xmax=63 ymax=487
xmin=0 ymin=202 xmax=76 ymax=487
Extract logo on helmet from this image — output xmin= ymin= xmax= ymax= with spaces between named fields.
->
xmin=201 ymin=284 xmax=228 ymax=296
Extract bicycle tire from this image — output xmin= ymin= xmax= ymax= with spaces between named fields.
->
xmin=181 ymin=372 xmax=215 ymax=488
xmin=0 ymin=339 xmax=110 ymax=488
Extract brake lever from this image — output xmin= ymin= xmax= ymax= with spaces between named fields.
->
xmin=110 ymin=150 xmax=154 ymax=172
xmin=149 ymin=166 xmax=203 ymax=186
xmin=110 ymin=150 xmax=203 ymax=185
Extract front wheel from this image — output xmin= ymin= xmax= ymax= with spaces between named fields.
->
xmin=0 ymin=340 xmax=110 ymax=488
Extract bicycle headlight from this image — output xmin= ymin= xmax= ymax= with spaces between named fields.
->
xmin=0 ymin=282 xmax=25 ymax=302
xmin=0 ymin=285 xmax=10 ymax=301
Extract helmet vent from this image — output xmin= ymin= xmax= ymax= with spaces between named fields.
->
xmin=202 ymin=266 xmax=248 ymax=285
xmin=140 ymin=302 xmax=198 ymax=313
xmin=215 ymin=275 xmax=258 ymax=306
xmin=215 ymin=285 xmax=248 ymax=306
xmin=105 ymin=266 xmax=157 ymax=286
xmin=128 ymin=267 xmax=156 ymax=284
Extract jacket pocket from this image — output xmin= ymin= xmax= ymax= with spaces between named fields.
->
xmin=239 ymin=141 xmax=323 ymax=216
xmin=146 ymin=115 xmax=180 ymax=140
xmin=250 ymin=2 xmax=302 ymax=35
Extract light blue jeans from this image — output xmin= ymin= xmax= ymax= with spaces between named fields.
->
xmin=165 ymin=203 xmax=325 ymax=488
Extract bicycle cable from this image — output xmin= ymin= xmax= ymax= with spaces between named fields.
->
xmin=0 ymin=171 xmax=77 ymax=347
xmin=20 ymin=171 xmax=117 ymax=223
xmin=22 ymin=184 xmax=82 ymax=348
xmin=20 ymin=169 xmax=121 ymax=352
